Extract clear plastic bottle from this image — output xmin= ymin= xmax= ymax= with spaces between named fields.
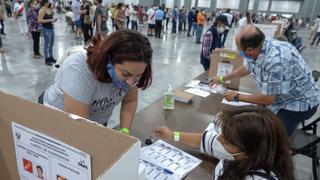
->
xmin=163 ymin=84 xmax=174 ymax=109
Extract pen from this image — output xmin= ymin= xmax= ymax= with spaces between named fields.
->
xmin=163 ymin=168 xmax=174 ymax=175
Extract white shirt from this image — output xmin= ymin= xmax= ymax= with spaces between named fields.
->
xmin=130 ymin=10 xmax=137 ymax=21
xmin=222 ymin=12 xmax=233 ymax=28
xmin=237 ymin=17 xmax=249 ymax=34
xmin=72 ymin=0 xmax=81 ymax=21
xmin=147 ymin=8 xmax=155 ymax=24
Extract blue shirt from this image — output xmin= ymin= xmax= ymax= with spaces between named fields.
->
xmin=244 ymin=37 xmax=319 ymax=113
xmin=155 ymin=9 xmax=164 ymax=21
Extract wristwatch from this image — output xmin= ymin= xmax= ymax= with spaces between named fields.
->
xmin=233 ymin=93 xmax=240 ymax=102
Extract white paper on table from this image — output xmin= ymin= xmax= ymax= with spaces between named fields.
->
xmin=185 ymin=87 xmax=210 ymax=97
xmin=12 ymin=122 xmax=91 ymax=180
xmin=140 ymin=160 xmax=180 ymax=180
xmin=221 ymin=91 xmax=256 ymax=106
xmin=140 ymin=140 xmax=202 ymax=179
xmin=185 ymin=80 xmax=201 ymax=88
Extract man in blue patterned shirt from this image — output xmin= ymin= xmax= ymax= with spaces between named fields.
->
xmin=211 ymin=25 xmax=319 ymax=135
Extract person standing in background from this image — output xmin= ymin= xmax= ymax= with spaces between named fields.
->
xmin=171 ymin=6 xmax=178 ymax=34
xmin=0 ymin=5 xmax=6 ymax=35
xmin=154 ymin=6 xmax=164 ymax=38
xmin=237 ymin=12 xmax=252 ymax=34
xmin=94 ymin=0 xmax=108 ymax=37
xmin=147 ymin=5 xmax=156 ymax=36
xmin=13 ymin=0 xmax=28 ymax=35
xmin=125 ymin=4 xmax=130 ymax=29
xmin=221 ymin=8 xmax=233 ymax=47
xmin=196 ymin=10 xmax=205 ymax=44
xmin=187 ymin=7 xmax=195 ymax=36
xmin=130 ymin=5 xmax=138 ymax=30
xmin=114 ymin=2 xmax=125 ymax=30
xmin=80 ymin=0 xmax=92 ymax=44
xmin=5 ymin=0 xmax=12 ymax=18
xmin=38 ymin=0 xmax=57 ymax=65
xmin=72 ymin=0 xmax=82 ymax=39
xmin=27 ymin=0 xmax=43 ymax=59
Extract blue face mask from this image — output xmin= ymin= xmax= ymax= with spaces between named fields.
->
xmin=107 ymin=63 xmax=129 ymax=90
xmin=239 ymin=51 xmax=253 ymax=61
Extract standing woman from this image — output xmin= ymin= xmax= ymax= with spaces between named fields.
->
xmin=5 ymin=0 xmax=12 ymax=18
xmin=125 ymin=4 xmax=130 ymax=29
xmin=42 ymin=30 xmax=153 ymax=134
xmin=38 ymin=0 xmax=57 ymax=66
xmin=80 ymin=0 xmax=92 ymax=44
xmin=114 ymin=2 xmax=125 ymax=30
xmin=27 ymin=0 xmax=43 ymax=59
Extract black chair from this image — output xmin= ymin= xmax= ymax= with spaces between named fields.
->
xmin=290 ymin=116 xmax=320 ymax=180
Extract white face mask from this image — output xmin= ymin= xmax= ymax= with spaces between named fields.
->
xmin=217 ymin=26 xmax=225 ymax=33
xmin=212 ymin=136 xmax=244 ymax=161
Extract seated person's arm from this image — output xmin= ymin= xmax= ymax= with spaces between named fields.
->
xmin=120 ymin=88 xmax=138 ymax=129
xmin=224 ymin=91 xmax=276 ymax=105
xmin=64 ymin=92 xmax=90 ymax=119
xmin=154 ymin=126 xmax=202 ymax=149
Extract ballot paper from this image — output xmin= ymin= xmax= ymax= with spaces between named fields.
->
xmin=140 ymin=140 xmax=202 ymax=180
xmin=185 ymin=88 xmax=210 ymax=97
xmin=221 ymin=91 xmax=256 ymax=106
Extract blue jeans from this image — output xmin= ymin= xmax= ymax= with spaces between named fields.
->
xmin=172 ymin=18 xmax=177 ymax=33
xmin=196 ymin=25 xmax=203 ymax=43
xmin=277 ymin=105 xmax=318 ymax=136
xmin=42 ymin=28 xmax=54 ymax=59
xmin=192 ymin=23 xmax=197 ymax=35
xmin=0 ymin=29 xmax=2 ymax=48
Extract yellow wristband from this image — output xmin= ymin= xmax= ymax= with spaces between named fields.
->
xmin=219 ymin=76 xmax=225 ymax=84
xmin=120 ymin=128 xmax=130 ymax=134
xmin=173 ymin=131 xmax=180 ymax=142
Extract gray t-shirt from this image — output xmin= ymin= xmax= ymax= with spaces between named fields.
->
xmin=44 ymin=51 xmax=128 ymax=124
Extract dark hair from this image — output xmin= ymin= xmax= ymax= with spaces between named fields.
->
xmin=226 ymin=8 xmax=231 ymax=13
xmin=87 ymin=30 xmax=153 ymax=90
xmin=240 ymin=26 xmax=265 ymax=50
xmin=216 ymin=106 xmax=294 ymax=180
xmin=117 ymin=2 xmax=123 ymax=9
xmin=245 ymin=12 xmax=252 ymax=24
xmin=36 ymin=165 xmax=43 ymax=173
xmin=40 ymin=0 xmax=48 ymax=6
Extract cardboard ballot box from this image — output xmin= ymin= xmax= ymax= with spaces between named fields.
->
xmin=0 ymin=91 xmax=141 ymax=180
xmin=209 ymin=48 xmax=243 ymax=90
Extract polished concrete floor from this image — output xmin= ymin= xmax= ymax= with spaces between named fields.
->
xmin=1 ymin=13 xmax=320 ymax=179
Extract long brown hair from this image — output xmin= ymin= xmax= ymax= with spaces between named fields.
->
xmin=217 ymin=106 xmax=294 ymax=180
xmin=86 ymin=30 xmax=153 ymax=90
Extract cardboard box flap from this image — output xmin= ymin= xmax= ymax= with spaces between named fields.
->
xmin=0 ymin=91 xmax=138 ymax=179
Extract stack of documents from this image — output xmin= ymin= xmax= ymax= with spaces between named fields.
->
xmin=140 ymin=140 xmax=202 ymax=180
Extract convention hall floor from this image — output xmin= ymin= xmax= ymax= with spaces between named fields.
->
xmin=0 ymin=13 xmax=319 ymax=179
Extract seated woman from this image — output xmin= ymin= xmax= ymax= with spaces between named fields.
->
xmin=42 ymin=30 xmax=153 ymax=135
xmin=154 ymin=106 xmax=294 ymax=180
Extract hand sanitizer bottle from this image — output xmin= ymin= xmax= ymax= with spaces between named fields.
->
xmin=163 ymin=84 xmax=174 ymax=109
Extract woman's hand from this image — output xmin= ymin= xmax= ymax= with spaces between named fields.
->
xmin=154 ymin=126 xmax=173 ymax=141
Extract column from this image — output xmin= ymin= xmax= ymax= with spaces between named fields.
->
xmin=266 ymin=0 xmax=272 ymax=15
xmin=252 ymin=0 xmax=259 ymax=13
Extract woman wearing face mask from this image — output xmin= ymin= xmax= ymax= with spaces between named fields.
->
xmin=154 ymin=106 xmax=294 ymax=180
xmin=38 ymin=0 xmax=57 ymax=66
xmin=200 ymin=15 xmax=228 ymax=71
xmin=27 ymin=0 xmax=43 ymax=59
xmin=41 ymin=30 xmax=153 ymax=135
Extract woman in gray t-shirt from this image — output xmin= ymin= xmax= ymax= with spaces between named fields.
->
xmin=43 ymin=30 xmax=153 ymax=134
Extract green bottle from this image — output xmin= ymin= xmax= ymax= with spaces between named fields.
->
xmin=163 ymin=84 xmax=174 ymax=109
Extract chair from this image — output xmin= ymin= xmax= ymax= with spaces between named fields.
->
xmin=65 ymin=16 xmax=74 ymax=34
xmin=290 ymin=116 xmax=320 ymax=180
